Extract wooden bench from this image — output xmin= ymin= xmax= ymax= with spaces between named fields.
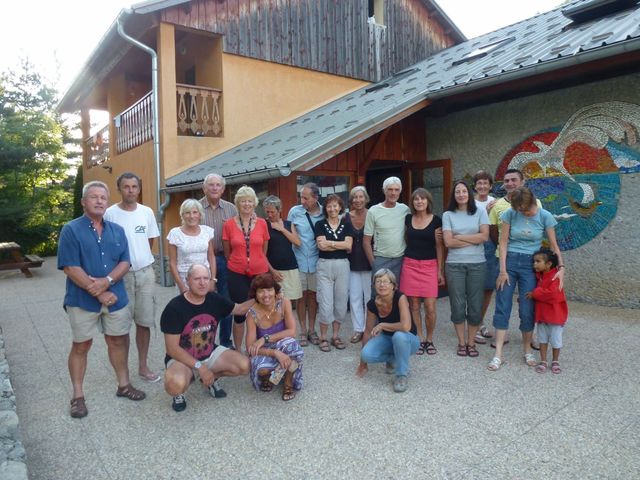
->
xmin=0 ymin=242 xmax=44 ymax=278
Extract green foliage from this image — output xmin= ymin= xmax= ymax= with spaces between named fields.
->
xmin=0 ymin=60 xmax=75 ymax=256
xmin=73 ymin=163 xmax=83 ymax=218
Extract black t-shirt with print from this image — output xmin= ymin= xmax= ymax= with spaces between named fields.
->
xmin=314 ymin=218 xmax=353 ymax=260
xmin=160 ymin=292 xmax=234 ymax=365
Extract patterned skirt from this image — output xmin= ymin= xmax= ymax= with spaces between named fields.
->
xmin=249 ymin=337 xmax=304 ymax=391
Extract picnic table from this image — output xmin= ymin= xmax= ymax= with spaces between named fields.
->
xmin=0 ymin=242 xmax=44 ymax=278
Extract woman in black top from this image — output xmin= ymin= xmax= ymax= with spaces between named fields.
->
xmin=399 ymin=188 xmax=444 ymax=355
xmin=356 ymin=268 xmax=420 ymax=393
xmin=263 ymin=195 xmax=307 ymax=346
xmin=314 ymin=194 xmax=353 ymax=352
xmin=345 ymin=186 xmax=372 ymax=344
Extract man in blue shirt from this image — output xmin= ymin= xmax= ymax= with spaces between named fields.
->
xmin=58 ymin=181 xmax=145 ymax=419
xmin=287 ymin=183 xmax=324 ymax=346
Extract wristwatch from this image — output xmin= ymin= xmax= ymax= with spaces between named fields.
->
xmin=264 ymin=334 xmax=271 ymax=343
xmin=106 ymin=275 xmax=115 ymax=286
xmin=194 ymin=361 xmax=202 ymax=369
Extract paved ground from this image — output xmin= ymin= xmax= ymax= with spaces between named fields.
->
xmin=0 ymin=258 xmax=638 ymax=479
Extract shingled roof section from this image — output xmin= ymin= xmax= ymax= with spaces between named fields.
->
xmin=166 ymin=0 xmax=640 ymax=189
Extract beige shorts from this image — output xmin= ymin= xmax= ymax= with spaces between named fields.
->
xmin=166 ymin=346 xmax=229 ymax=377
xmin=299 ymin=271 xmax=317 ymax=293
xmin=66 ymin=305 xmax=132 ymax=343
xmin=124 ymin=265 xmax=156 ymax=328
xmin=278 ymin=269 xmax=303 ymax=300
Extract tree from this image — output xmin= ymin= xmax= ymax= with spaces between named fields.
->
xmin=0 ymin=60 xmax=75 ymax=255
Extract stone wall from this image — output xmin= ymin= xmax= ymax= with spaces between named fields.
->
xmin=426 ymin=73 xmax=640 ymax=308
xmin=0 ymin=327 xmax=27 ymax=480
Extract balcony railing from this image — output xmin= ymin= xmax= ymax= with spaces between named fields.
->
xmin=84 ymin=125 xmax=110 ymax=168
xmin=176 ymin=83 xmax=222 ymax=137
xmin=115 ymin=91 xmax=153 ymax=154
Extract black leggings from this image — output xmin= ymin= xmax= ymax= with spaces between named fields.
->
xmin=227 ymin=270 xmax=253 ymax=324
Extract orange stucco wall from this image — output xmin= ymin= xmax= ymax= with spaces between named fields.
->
xmin=164 ymin=52 xmax=368 ymax=177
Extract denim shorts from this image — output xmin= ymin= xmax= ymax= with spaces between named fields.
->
xmin=492 ymin=252 xmax=536 ymax=332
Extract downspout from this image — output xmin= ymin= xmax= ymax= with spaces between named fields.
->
xmin=116 ymin=11 xmax=168 ymax=286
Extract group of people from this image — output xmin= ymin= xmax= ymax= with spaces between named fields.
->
xmin=57 ymin=168 xmax=568 ymax=417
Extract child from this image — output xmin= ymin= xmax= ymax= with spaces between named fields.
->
xmin=525 ymin=249 xmax=568 ymax=374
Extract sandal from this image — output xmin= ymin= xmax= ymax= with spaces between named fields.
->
xmin=318 ymin=339 xmax=331 ymax=352
xmin=416 ymin=342 xmax=426 ymax=355
xmin=330 ymin=337 xmax=346 ymax=350
xmin=282 ymin=371 xmax=296 ymax=401
xmin=116 ymin=384 xmax=146 ymax=401
xmin=307 ymin=331 xmax=320 ymax=346
xmin=490 ymin=339 xmax=509 ymax=348
xmin=258 ymin=369 xmax=274 ymax=392
xmin=524 ymin=352 xmax=537 ymax=367
xmin=466 ymin=345 xmax=479 ymax=357
xmin=474 ymin=332 xmax=487 ymax=344
xmin=70 ymin=397 xmax=88 ymax=418
xmin=424 ymin=341 xmax=437 ymax=355
xmin=297 ymin=333 xmax=309 ymax=347
xmin=139 ymin=372 xmax=162 ymax=383
xmin=551 ymin=361 xmax=562 ymax=374
xmin=487 ymin=356 xmax=506 ymax=371
xmin=536 ymin=362 xmax=548 ymax=374
xmin=457 ymin=344 xmax=468 ymax=357
xmin=350 ymin=332 xmax=363 ymax=343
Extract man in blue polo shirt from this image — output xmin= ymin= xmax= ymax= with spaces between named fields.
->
xmin=58 ymin=181 xmax=146 ymax=419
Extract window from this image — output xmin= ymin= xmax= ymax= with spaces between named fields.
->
xmin=368 ymin=0 xmax=385 ymax=26
xmin=297 ymin=175 xmax=350 ymax=208
xmin=452 ymin=37 xmax=515 ymax=66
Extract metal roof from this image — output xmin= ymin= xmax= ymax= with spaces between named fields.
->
xmin=166 ymin=0 xmax=640 ymax=190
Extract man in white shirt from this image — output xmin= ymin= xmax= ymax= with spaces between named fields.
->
xmin=363 ymin=176 xmax=411 ymax=287
xmin=105 ymin=173 xmax=161 ymax=382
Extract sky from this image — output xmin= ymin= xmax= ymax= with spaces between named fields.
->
xmin=0 ymin=0 xmax=563 ymax=96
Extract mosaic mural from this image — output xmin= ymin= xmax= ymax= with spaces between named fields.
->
xmin=494 ymin=101 xmax=640 ymax=251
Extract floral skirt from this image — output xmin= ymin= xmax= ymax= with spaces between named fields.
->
xmin=249 ymin=337 xmax=304 ymax=391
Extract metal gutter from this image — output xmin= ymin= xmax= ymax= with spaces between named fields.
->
xmin=116 ymin=10 xmax=168 ymax=286
xmin=163 ymin=167 xmax=292 ymax=193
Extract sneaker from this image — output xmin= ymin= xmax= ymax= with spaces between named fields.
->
xmin=393 ymin=375 xmax=408 ymax=393
xmin=172 ymin=394 xmax=186 ymax=412
xmin=385 ymin=362 xmax=395 ymax=374
xmin=209 ymin=379 xmax=227 ymax=398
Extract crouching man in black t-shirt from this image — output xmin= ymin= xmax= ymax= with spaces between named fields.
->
xmin=161 ymin=263 xmax=255 ymax=412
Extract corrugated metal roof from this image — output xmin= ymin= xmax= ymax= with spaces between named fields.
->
xmin=166 ymin=0 xmax=640 ymax=188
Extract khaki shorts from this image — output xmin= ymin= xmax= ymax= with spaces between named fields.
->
xmin=278 ymin=269 xmax=303 ymax=300
xmin=299 ymin=271 xmax=317 ymax=293
xmin=66 ymin=305 xmax=132 ymax=343
xmin=124 ymin=265 xmax=156 ymax=328
xmin=166 ymin=346 xmax=229 ymax=377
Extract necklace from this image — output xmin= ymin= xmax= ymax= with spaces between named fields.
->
xmin=238 ymin=215 xmax=253 ymax=273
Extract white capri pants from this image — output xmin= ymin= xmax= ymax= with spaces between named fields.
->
xmin=349 ymin=270 xmax=371 ymax=333
xmin=316 ymin=258 xmax=350 ymax=325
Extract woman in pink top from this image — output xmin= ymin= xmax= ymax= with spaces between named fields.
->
xmin=223 ymin=185 xmax=270 ymax=351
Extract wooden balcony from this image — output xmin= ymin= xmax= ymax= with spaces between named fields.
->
xmin=176 ymin=83 xmax=222 ymax=137
xmin=84 ymin=125 xmax=110 ymax=168
xmin=111 ymin=85 xmax=223 ymax=156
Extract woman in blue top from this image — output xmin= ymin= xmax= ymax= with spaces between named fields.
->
xmin=488 ymin=187 xmax=565 ymax=371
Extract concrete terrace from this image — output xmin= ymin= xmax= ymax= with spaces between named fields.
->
xmin=0 ymin=258 xmax=638 ymax=479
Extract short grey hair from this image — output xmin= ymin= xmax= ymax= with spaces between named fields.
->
xmin=186 ymin=263 xmax=210 ymax=280
xmin=302 ymin=182 xmax=320 ymax=199
xmin=179 ymin=198 xmax=205 ymax=225
xmin=382 ymin=177 xmax=402 ymax=192
xmin=82 ymin=181 xmax=109 ymax=198
xmin=203 ymin=173 xmax=226 ymax=187
xmin=262 ymin=195 xmax=282 ymax=211
xmin=373 ymin=268 xmax=397 ymax=287
xmin=349 ymin=186 xmax=370 ymax=205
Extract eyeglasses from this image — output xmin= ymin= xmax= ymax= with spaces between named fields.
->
xmin=375 ymin=279 xmax=392 ymax=286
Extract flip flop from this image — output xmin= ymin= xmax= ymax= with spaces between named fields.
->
xmin=139 ymin=372 xmax=162 ymax=383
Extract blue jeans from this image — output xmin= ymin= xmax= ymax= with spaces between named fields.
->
xmin=492 ymin=252 xmax=536 ymax=332
xmin=360 ymin=331 xmax=420 ymax=376
xmin=216 ymin=255 xmax=233 ymax=347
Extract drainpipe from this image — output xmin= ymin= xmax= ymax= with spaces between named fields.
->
xmin=116 ymin=11 xmax=168 ymax=286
